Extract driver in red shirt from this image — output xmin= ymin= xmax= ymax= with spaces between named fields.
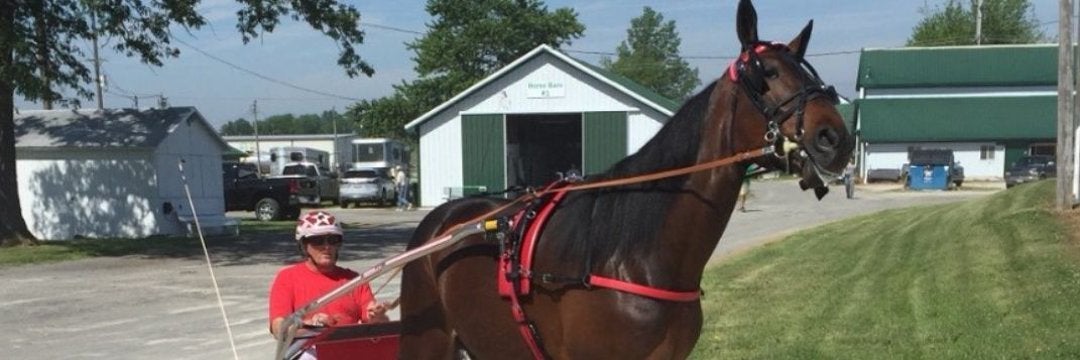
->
xmin=269 ymin=210 xmax=390 ymax=339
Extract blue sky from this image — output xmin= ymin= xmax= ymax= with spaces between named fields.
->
xmin=15 ymin=0 xmax=1063 ymax=129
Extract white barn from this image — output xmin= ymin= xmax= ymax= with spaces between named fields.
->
xmin=404 ymin=44 xmax=681 ymax=207
xmin=14 ymin=107 xmax=233 ymax=240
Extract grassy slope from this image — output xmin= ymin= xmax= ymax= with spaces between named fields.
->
xmin=694 ymin=181 xmax=1080 ymax=359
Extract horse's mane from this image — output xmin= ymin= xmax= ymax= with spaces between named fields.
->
xmin=551 ymin=81 xmax=725 ymax=263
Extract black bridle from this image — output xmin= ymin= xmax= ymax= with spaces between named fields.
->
xmin=729 ymin=42 xmax=839 ymax=143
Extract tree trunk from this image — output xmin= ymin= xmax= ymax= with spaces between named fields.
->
xmin=0 ymin=0 xmax=39 ymax=246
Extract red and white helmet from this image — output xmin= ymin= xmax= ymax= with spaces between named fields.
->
xmin=295 ymin=210 xmax=344 ymax=241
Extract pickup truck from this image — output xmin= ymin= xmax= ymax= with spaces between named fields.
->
xmin=1005 ymin=155 xmax=1056 ymax=188
xmin=223 ymin=162 xmax=314 ymax=221
xmin=278 ymin=162 xmax=340 ymax=205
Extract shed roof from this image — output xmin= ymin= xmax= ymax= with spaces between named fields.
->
xmin=404 ymin=44 xmax=680 ymax=131
xmin=857 ymin=44 xmax=1058 ymax=89
xmin=14 ymin=107 xmax=228 ymax=149
xmin=857 ymin=96 xmax=1056 ymax=142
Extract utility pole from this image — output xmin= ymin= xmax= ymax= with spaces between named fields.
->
xmin=253 ymin=100 xmax=262 ymax=176
xmin=1057 ymin=0 xmax=1075 ymax=210
xmin=975 ymin=0 xmax=983 ymax=45
xmin=91 ymin=9 xmax=103 ymax=109
xmin=331 ymin=107 xmax=339 ymax=172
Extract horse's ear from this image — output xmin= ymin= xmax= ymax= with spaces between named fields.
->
xmin=789 ymin=20 xmax=814 ymax=59
xmin=736 ymin=0 xmax=759 ymax=49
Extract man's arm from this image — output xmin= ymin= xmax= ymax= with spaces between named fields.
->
xmin=270 ymin=317 xmax=285 ymax=339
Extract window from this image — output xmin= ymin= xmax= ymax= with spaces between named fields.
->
xmin=980 ymin=145 xmax=995 ymax=160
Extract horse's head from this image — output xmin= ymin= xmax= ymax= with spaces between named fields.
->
xmin=725 ymin=0 xmax=854 ymax=198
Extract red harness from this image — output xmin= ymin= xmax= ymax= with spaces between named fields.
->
xmin=496 ymin=182 xmax=701 ymax=359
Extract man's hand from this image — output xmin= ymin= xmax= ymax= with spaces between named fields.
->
xmin=304 ymin=312 xmax=335 ymax=327
xmin=366 ymin=302 xmax=390 ymax=323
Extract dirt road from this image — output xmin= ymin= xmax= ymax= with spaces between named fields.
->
xmin=0 ymin=180 xmax=995 ymax=359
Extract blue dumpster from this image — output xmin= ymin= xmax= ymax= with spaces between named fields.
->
xmin=906 ymin=149 xmax=956 ymax=190
xmin=907 ymin=164 xmax=949 ymax=190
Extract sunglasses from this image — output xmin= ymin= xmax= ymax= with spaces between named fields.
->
xmin=304 ymin=236 xmax=343 ymax=246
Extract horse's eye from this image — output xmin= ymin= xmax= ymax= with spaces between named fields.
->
xmin=763 ymin=67 xmax=779 ymax=79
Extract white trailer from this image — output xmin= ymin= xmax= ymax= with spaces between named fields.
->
xmin=349 ymin=138 xmax=409 ymax=171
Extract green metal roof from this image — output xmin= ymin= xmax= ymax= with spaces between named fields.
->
xmin=857 ymin=44 xmax=1058 ymax=89
xmin=857 ymin=96 xmax=1056 ymax=142
xmin=575 ymin=60 xmax=683 ymax=113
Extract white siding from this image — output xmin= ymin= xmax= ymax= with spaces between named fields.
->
xmin=16 ymin=150 xmax=161 ymax=240
xmin=418 ymin=115 xmax=464 ymax=208
xmin=627 ymin=110 xmax=665 ymax=155
xmin=864 ymin=142 xmax=1006 ymax=180
xmin=155 ymin=115 xmax=227 ymax=234
xmin=457 ymin=53 xmax=651 ymax=115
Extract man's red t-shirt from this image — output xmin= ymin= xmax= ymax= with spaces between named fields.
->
xmin=269 ymin=262 xmax=374 ymax=327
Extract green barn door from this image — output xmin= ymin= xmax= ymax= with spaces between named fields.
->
xmin=461 ymin=114 xmax=505 ymax=195
xmin=583 ymin=111 xmax=628 ymax=175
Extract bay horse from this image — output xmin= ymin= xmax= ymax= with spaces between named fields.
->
xmin=399 ymin=0 xmax=854 ymax=358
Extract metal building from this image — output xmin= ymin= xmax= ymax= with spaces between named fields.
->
xmin=855 ymin=44 xmax=1058 ymax=182
xmin=223 ymin=133 xmax=358 ymax=172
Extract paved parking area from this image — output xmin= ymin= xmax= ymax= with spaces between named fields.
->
xmin=0 ymin=180 xmax=997 ymax=359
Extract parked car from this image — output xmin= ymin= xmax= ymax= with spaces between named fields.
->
xmin=338 ymin=168 xmax=396 ymax=207
xmin=866 ymin=168 xmax=905 ymax=183
xmin=278 ymin=162 xmax=340 ymax=205
xmin=1005 ymin=155 xmax=1056 ymax=188
xmin=222 ymin=162 xmax=313 ymax=221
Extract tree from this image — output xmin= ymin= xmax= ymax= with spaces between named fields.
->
xmin=1 ymin=0 xmax=373 ymax=245
xmin=217 ymin=110 xmax=352 ymax=136
xmin=219 ymin=118 xmax=255 ymax=136
xmin=908 ymin=0 xmax=1045 ymax=46
xmin=348 ymin=0 xmax=585 ymax=143
xmin=600 ymin=7 xmax=700 ymax=101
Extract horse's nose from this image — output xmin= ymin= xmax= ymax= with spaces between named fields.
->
xmin=814 ymin=126 xmax=840 ymax=151
xmin=809 ymin=126 xmax=841 ymax=164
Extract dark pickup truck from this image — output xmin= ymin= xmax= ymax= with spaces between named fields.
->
xmin=1005 ymin=155 xmax=1056 ymax=188
xmin=223 ymin=162 xmax=313 ymax=221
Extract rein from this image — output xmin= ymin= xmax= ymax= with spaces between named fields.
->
xmin=431 ymin=145 xmax=775 ymax=240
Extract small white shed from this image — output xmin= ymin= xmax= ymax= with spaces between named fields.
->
xmin=14 ymin=107 xmax=233 ymax=240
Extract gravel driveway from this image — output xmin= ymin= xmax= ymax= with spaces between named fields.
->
xmin=0 ymin=180 xmax=996 ymax=359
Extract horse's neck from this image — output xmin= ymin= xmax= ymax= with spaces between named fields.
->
xmin=660 ymin=167 xmax=745 ymax=286
xmin=614 ymin=85 xmax=750 ymax=289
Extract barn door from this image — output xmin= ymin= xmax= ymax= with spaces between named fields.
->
xmin=461 ymin=114 xmax=505 ymax=195
xmin=583 ymin=111 xmax=628 ymax=175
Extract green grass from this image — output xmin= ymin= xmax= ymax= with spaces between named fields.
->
xmin=693 ymin=180 xmax=1080 ymax=359
xmin=0 ymin=219 xmax=295 ymax=267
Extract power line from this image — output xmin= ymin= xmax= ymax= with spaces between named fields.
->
xmin=170 ymin=36 xmax=361 ymax=101
xmin=364 ymin=22 xmax=424 ymax=36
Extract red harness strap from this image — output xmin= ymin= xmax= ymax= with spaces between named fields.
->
xmin=586 ymin=275 xmax=701 ymax=302
xmin=496 ymin=182 xmax=700 ymax=359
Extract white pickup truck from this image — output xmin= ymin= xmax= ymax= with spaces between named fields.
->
xmin=277 ymin=161 xmax=340 ymax=205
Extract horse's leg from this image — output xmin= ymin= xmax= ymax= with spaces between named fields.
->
xmin=399 ymin=204 xmax=463 ymax=359
xmin=438 ymin=245 xmax=537 ymax=358
xmin=400 ymin=198 xmax=514 ymax=359
xmin=399 ymin=258 xmax=455 ymax=359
